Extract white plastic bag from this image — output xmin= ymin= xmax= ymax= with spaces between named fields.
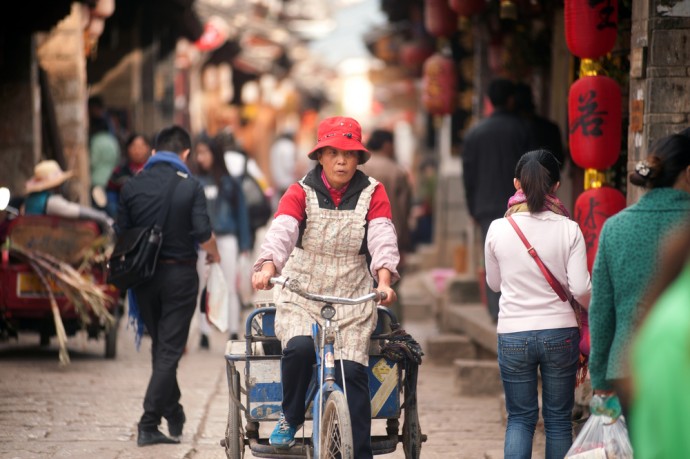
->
xmin=566 ymin=414 xmax=633 ymax=459
xmin=206 ymin=263 xmax=229 ymax=333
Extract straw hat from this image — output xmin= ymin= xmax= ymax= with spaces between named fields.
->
xmin=25 ymin=160 xmax=74 ymax=193
xmin=307 ymin=116 xmax=370 ymax=164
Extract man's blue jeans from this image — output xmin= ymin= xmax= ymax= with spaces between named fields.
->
xmin=498 ymin=327 xmax=579 ymax=459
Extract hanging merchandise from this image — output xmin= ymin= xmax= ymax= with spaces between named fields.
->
xmin=565 ymin=0 xmax=618 ymax=59
xmin=574 ymin=187 xmax=626 ymax=272
xmin=424 ymin=0 xmax=458 ymax=38
xmin=422 ymin=52 xmax=457 ymax=115
xmin=449 ymin=0 xmax=486 ymax=18
xmin=499 ymin=0 xmax=518 ymax=20
xmin=399 ymin=41 xmax=436 ymax=74
xmin=566 ymin=0 xmax=625 ymax=367
xmin=568 ymin=75 xmax=622 ymax=170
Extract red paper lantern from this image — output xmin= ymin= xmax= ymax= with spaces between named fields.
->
xmin=574 ymin=186 xmax=626 ymax=272
xmin=422 ymin=53 xmax=457 ymax=115
xmin=565 ymin=0 xmax=618 ymax=59
xmin=568 ymin=75 xmax=621 ymax=170
xmin=399 ymin=41 xmax=435 ymax=73
xmin=449 ymin=0 xmax=486 ymax=17
xmin=424 ymin=0 xmax=458 ymax=38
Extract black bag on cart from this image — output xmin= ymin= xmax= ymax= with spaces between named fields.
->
xmin=107 ymin=174 xmax=182 ymax=290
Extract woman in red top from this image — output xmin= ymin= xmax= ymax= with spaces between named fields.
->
xmin=251 ymin=116 xmax=400 ymax=458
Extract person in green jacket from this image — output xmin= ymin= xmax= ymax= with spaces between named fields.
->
xmin=630 ymin=214 xmax=690 ymax=458
xmin=589 ymin=134 xmax=690 ymax=422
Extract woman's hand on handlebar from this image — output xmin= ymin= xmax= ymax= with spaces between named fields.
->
xmin=376 ymin=284 xmax=396 ymax=306
xmin=252 ymin=261 xmax=276 ymax=291
xmin=375 ymin=268 xmax=396 ymax=306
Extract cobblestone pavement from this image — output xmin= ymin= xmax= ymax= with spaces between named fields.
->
xmin=0 ymin=305 xmax=549 ymax=459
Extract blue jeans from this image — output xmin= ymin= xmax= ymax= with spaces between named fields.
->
xmin=498 ymin=327 xmax=579 ymax=459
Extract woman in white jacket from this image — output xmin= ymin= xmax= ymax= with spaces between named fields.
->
xmin=484 ymin=149 xmax=591 ymax=459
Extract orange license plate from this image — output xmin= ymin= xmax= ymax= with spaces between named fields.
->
xmin=17 ymin=272 xmax=65 ymax=298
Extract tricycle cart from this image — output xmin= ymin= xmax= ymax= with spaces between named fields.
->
xmin=0 ymin=214 xmax=121 ymax=359
xmin=221 ymin=293 xmax=425 ymax=458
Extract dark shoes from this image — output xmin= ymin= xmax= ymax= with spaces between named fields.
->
xmin=137 ymin=428 xmax=180 ymax=446
xmin=168 ymin=412 xmax=186 ymax=438
xmin=200 ymin=334 xmax=209 ymax=349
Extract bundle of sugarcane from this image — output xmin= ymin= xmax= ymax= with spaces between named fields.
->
xmin=11 ymin=237 xmax=116 ymax=365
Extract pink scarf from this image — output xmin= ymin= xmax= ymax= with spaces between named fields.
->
xmin=505 ymin=189 xmax=570 ymax=218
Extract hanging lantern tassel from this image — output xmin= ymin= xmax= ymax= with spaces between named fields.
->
xmin=574 ymin=187 xmax=626 ymax=272
xmin=579 ymin=58 xmax=605 ymax=78
xmin=500 ymin=0 xmax=518 ymax=20
xmin=584 ymin=168 xmax=607 ymax=190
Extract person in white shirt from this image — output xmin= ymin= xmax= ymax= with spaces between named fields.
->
xmin=269 ymin=132 xmax=297 ymax=202
xmin=484 ymin=149 xmax=591 ymax=459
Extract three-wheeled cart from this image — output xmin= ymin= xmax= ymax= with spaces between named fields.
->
xmin=0 ymin=215 xmax=121 ymax=358
xmin=221 ymin=304 xmax=425 ymax=458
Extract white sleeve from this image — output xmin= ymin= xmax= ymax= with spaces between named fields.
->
xmin=367 ymin=217 xmax=400 ymax=284
xmin=484 ymin=221 xmax=502 ymax=293
xmin=45 ymin=195 xmax=80 ymax=219
xmin=252 ymin=214 xmax=299 ymax=273
xmin=567 ymin=225 xmax=592 ymax=309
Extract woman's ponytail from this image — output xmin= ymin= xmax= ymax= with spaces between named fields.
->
xmin=515 ymin=149 xmax=561 ymax=213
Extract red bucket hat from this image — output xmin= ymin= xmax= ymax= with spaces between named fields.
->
xmin=307 ymin=116 xmax=370 ymax=164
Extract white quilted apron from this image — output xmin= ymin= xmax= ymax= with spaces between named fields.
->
xmin=274 ymin=178 xmax=378 ymax=366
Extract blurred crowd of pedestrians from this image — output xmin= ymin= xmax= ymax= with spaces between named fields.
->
xmin=15 ymin=76 xmax=690 ymax=457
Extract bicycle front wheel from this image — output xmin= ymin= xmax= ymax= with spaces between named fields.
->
xmin=319 ymin=391 xmax=354 ymax=459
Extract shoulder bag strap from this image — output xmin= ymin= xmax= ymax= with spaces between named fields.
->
xmin=506 ymin=215 xmax=568 ymax=302
xmin=154 ymin=171 xmax=184 ymax=230
xmin=242 ymin=153 xmax=249 ymax=178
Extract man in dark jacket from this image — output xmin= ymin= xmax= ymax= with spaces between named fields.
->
xmin=116 ymin=125 xmax=220 ymax=446
xmin=462 ymin=79 xmax=532 ymax=322
xmin=514 ymin=82 xmax=565 ymax=167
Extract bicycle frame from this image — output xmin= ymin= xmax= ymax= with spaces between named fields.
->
xmin=270 ymin=276 xmax=383 ymax=458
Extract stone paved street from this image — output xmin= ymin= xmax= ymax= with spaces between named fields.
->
xmin=0 ymin=316 xmax=526 ymax=459
xmin=0 ymin=270 xmax=549 ymax=459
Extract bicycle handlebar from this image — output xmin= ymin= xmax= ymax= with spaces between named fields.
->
xmin=269 ymin=277 xmax=387 ymax=304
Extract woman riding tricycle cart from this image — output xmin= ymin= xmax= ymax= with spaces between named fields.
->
xmin=220 ymin=116 xmax=425 ymax=458
xmin=221 ymin=276 xmax=425 ymax=458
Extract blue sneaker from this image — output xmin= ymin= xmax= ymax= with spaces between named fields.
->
xmin=269 ymin=413 xmax=300 ymax=449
